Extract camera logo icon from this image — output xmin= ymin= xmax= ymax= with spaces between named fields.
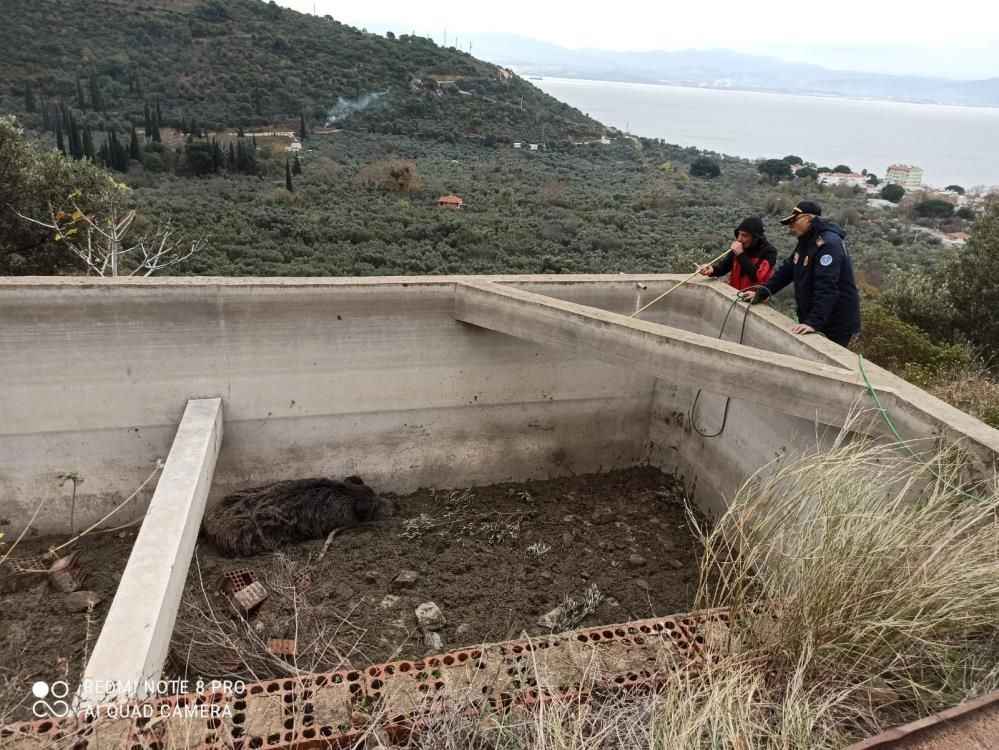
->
xmin=31 ymin=681 xmax=71 ymax=718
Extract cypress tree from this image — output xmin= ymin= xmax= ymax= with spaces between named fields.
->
xmin=155 ymin=98 xmax=162 ymax=126
xmin=285 ymin=157 xmax=294 ymax=192
xmin=106 ymin=131 xmax=128 ymax=172
xmin=211 ymin=139 xmax=223 ymax=172
xmin=144 ymin=101 xmax=152 ymax=136
xmin=89 ymin=75 xmax=102 ymax=111
xmin=24 ymin=81 xmax=36 ymax=112
xmin=56 ymin=121 xmax=66 ymax=155
xmin=41 ymin=100 xmax=51 ymax=131
xmin=64 ymin=107 xmax=83 ymax=160
xmin=129 ymin=125 xmax=142 ymax=162
xmin=76 ymin=77 xmax=86 ymax=109
xmin=298 ymin=111 xmax=307 ymax=140
xmin=292 ymin=153 xmax=302 ymax=175
xmin=228 ymin=141 xmax=236 ymax=169
xmin=151 ymin=108 xmax=162 ymax=143
xmin=83 ymin=125 xmax=96 ymax=160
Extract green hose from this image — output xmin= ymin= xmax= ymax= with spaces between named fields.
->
xmin=858 ymin=352 xmax=984 ymax=501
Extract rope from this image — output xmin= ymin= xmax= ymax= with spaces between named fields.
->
xmin=629 ymin=248 xmax=733 ymax=318
xmin=46 ymin=461 xmax=164 ymax=557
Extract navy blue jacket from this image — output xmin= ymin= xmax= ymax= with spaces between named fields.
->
xmin=760 ymin=219 xmax=861 ymax=341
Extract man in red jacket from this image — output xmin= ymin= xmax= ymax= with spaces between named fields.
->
xmin=698 ymin=216 xmax=778 ymax=291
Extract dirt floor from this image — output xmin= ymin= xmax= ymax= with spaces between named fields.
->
xmin=169 ymin=467 xmax=702 ymax=686
xmin=0 ymin=530 xmax=138 ymax=724
xmin=0 ymin=468 xmax=702 ymax=723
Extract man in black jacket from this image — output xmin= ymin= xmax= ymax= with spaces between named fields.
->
xmin=739 ymin=201 xmax=861 ymax=347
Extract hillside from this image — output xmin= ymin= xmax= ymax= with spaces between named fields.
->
xmin=0 ymin=0 xmax=603 ymax=142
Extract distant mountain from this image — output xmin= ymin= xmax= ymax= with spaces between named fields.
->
xmin=0 ymin=0 xmax=603 ymax=143
xmin=459 ymin=33 xmax=999 ymax=108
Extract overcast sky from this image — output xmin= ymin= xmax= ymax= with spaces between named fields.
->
xmin=274 ymin=0 xmax=999 ymax=79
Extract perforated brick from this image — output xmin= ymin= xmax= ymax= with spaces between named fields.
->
xmin=232 ymin=581 xmax=268 ymax=612
xmin=0 ymin=609 xmax=734 ymax=750
xmin=267 ymin=639 xmax=297 ymax=658
xmin=220 ymin=567 xmax=257 ymax=595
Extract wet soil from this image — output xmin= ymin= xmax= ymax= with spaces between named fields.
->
xmin=169 ymin=467 xmax=702 ymax=685
xmin=0 ymin=531 xmax=138 ymax=724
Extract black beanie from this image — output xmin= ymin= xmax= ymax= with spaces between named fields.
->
xmin=734 ymin=216 xmax=765 ymax=239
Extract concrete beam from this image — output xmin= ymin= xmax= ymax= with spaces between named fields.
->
xmin=454 ymin=280 xmax=897 ymax=432
xmin=78 ymin=398 xmax=223 ymax=706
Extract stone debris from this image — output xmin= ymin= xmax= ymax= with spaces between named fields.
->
xmin=627 ymin=553 xmax=646 ymax=569
xmin=635 ymin=579 xmax=651 ymax=592
xmin=380 ymin=594 xmax=400 ymax=609
xmin=334 ymin=583 xmax=355 ymax=601
xmin=63 ymin=590 xmax=103 ymax=613
xmin=423 ymin=630 xmax=444 ymax=652
xmin=392 ymin=570 xmax=420 ymax=589
xmin=415 ymin=601 xmax=446 ymax=631
xmin=537 ymin=605 xmax=565 ymax=630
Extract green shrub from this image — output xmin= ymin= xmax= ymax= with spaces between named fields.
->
xmin=854 ymin=301 xmax=969 ymax=386
xmin=689 ymin=157 xmax=721 ymax=179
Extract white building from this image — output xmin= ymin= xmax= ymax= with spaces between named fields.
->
xmin=528 ymin=143 xmax=539 ymax=151
xmin=513 ymin=142 xmax=522 ymax=149
xmin=886 ymin=164 xmax=924 ymax=190
xmin=817 ymin=172 xmax=867 ymax=188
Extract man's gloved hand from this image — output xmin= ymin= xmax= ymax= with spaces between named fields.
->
xmin=738 ymin=288 xmax=766 ymax=304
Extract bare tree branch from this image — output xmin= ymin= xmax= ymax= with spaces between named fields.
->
xmin=16 ymin=191 xmax=205 ymax=277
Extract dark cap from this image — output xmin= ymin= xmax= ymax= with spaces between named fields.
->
xmin=780 ymin=200 xmax=822 ymax=225
xmin=734 ymin=216 xmax=765 ymax=238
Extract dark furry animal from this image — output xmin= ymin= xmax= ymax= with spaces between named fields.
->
xmin=202 ymin=476 xmax=392 ymax=557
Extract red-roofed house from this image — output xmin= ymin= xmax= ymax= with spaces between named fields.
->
xmin=437 ymin=195 xmax=464 ymax=209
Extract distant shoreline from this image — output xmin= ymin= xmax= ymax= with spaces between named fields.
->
xmin=524 ymin=73 xmax=999 ymax=112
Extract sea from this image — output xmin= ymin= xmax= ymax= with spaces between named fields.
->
xmin=535 ymin=77 xmax=999 ymax=189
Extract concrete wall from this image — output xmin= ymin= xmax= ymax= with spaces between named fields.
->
xmin=3 ymin=275 xmax=997 ymax=535
xmin=646 ymin=280 xmax=999 ymax=516
xmin=1 ymin=277 xmax=665 ymax=534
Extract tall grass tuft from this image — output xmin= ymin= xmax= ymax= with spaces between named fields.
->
xmin=694 ymin=438 xmax=999 ymax=736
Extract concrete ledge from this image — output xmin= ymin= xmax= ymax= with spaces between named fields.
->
xmin=454 ymin=280 xmax=896 ymax=432
xmin=701 ymin=282 xmax=999 ymax=471
xmin=77 ymin=398 xmax=223 ymax=706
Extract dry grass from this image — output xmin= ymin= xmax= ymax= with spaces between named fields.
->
xmin=926 ymin=366 xmax=999 ymax=428
xmin=693 ymin=437 xmax=999 ymax=738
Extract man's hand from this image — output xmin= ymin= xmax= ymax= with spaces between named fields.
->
xmin=791 ymin=323 xmax=815 ymax=335
xmin=738 ymin=289 xmax=758 ymax=303
xmin=697 ymin=264 xmax=714 ymax=276
xmin=730 ymin=240 xmax=744 ymax=256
